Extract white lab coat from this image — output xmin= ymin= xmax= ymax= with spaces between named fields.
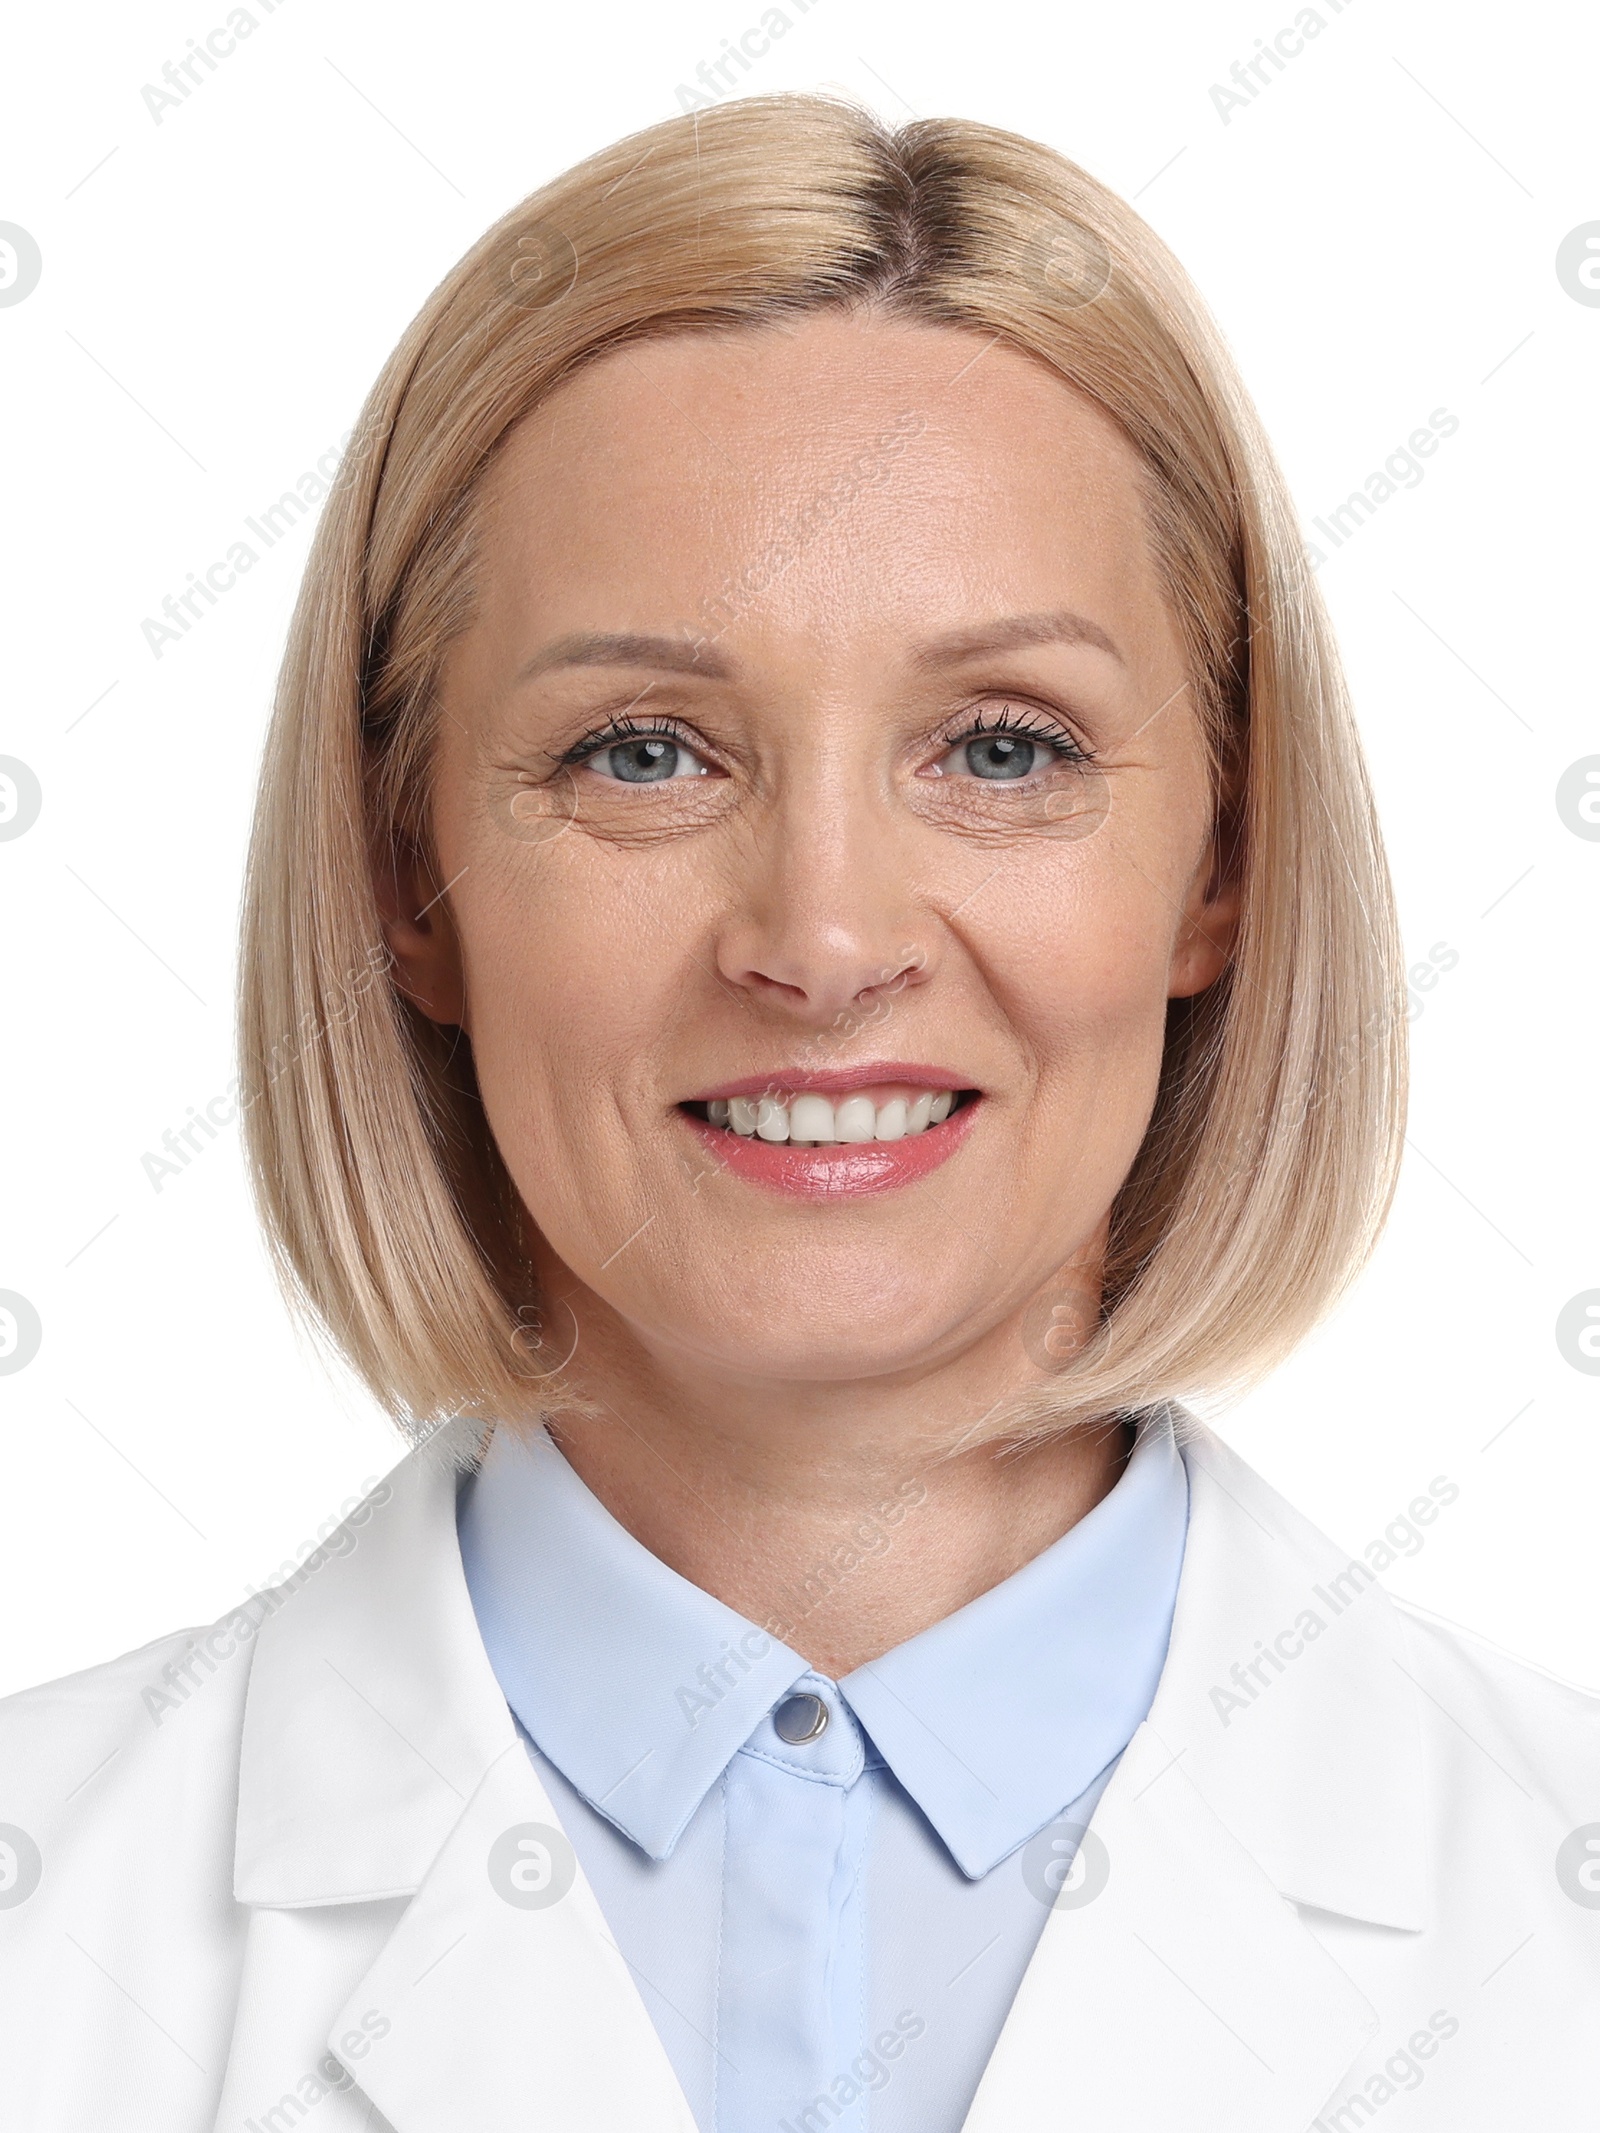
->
xmin=1 ymin=1419 xmax=1595 ymax=2131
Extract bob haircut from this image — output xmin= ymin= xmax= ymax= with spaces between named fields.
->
xmin=238 ymin=92 xmax=1406 ymax=1450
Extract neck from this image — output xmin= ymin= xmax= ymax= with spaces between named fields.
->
xmin=532 ymin=1282 xmax=1129 ymax=1678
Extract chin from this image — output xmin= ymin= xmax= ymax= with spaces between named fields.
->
xmin=651 ymin=1282 xmax=991 ymax=1389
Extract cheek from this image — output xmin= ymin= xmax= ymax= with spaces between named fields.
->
xmin=973 ymin=855 xmax=1182 ymax=1227
xmin=976 ymin=840 xmax=1184 ymax=1066
xmin=449 ymin=834 xmax=702 ymax=1184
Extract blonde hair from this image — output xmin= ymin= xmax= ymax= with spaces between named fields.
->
xmin=238 ymin=92 xmax=1405 ymax=1446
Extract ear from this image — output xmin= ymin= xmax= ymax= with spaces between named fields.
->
xmin=1168 ymin=814 xmax=1242 ymax=1001
xmin=372 ymin=830 xmax=469 ymax=1028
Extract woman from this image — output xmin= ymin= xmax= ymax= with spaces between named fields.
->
xmin=2 ymin=95 xmax=1594 ymax=2133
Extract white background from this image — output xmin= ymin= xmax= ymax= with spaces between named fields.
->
xmin=1 ymin=0 xmax=1595 ymax=1700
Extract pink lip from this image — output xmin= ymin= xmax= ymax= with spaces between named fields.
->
xmin=686 ymin=1061 xmax=974 ymax=1103
xmin=680 ymin=1096 xmax=980 ymax=1199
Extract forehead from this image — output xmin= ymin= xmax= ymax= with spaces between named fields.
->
xmin=470 ymin=311 xmax=1167 ymax=660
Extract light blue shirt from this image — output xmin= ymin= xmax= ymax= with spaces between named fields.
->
xmin=457 ymin=1410 xmax=1188 ymax=2133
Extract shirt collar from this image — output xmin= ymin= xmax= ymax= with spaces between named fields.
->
xmin=458 ymin=1410 xmax=1188 ymax=1877
xmin=840 ymin=1411 xmax=1188 ymax=1873
xmin=457 ymin=1425 xmax=811 ymax=1860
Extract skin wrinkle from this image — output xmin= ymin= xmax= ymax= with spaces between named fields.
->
xmin=375 ymin=311 xmax=1239 ymax=1676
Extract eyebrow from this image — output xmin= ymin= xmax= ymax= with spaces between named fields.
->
xmin=516 ymin=631 xmax=730 ymax=683
xmin=513 ymin=606 xmax=1122 ymax=687
xmin=908 ymin=609 xmax=1124 ymax=668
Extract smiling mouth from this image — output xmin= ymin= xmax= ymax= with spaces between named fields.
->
xmin=676 ymin=1077 xmax=982 ymax=1199
xmin=682 ymin=1084 xmax=976 ymax=1145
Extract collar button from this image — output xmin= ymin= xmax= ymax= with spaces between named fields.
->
xmin=773 ymin=1691 xmax=830 ymax=1745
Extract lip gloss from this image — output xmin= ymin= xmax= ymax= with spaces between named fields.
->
xmin=679 ymin=1097 xmax=980 ymax=1199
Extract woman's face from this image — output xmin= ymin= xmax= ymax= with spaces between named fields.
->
xmin=389 ymin=311 xmax=1236 ymax=1390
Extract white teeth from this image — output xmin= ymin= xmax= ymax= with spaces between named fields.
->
xmin=835 ymin=1095 xmax=877 ymax=1143
xmin=874 ymin=1098 xmax=907 ymax=1142
xmin=705 ymin=1090 xmax=960 ymax=1144
xmin=788 ymin=1094 xmax=834 ymax=1144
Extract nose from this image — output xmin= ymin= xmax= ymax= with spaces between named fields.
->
xmin=712 ymin=784 xmax=933 ymax=1030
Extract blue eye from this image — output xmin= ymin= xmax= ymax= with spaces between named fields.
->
xmin=961 ymin=733 xmax=1041 ymax=780
xmin=582 ymin=734 xmax=708 ymax=782
xmin=932 ymin=711 xmax=1082 ymax=782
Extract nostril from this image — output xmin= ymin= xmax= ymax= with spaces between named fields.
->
xmin=739 ymin=970 xmax=813 ymax=1005
xmin=714 ymin=925 xmax=931 ymax=1021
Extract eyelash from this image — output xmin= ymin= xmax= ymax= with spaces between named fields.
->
xmin=941 ymin=702 xmax=1093 ymax=765
xmin=554 ymin=713 xmax=694 ymax=768
xmin=553 ymin=701 xmax=1095 ymax=770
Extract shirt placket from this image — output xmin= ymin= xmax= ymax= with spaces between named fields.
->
xmin=717 ymin=1674 xmax=872 ymax=2133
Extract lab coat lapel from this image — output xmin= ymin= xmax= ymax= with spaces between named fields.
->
xmin=234 ymin=1427 xmax=512 ymax=1907
xmin=960 ymin=1722 xmax=1381 ymax=2131
xmin=233 ymin=1428 xmax=696 ymax=2133
xmin=963 ymin=1417 xmax=1429 ymax=2131
xmin=329 ymin=1739 xmax=698 ymax=2133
